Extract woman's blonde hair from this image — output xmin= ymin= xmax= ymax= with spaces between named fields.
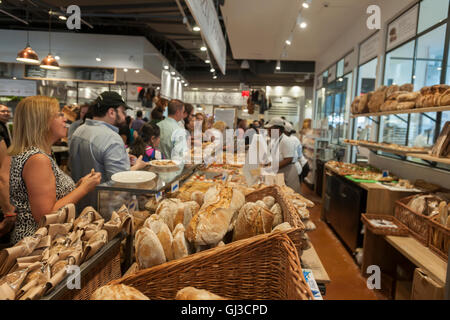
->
xmin=8 ymin=96 xmax=60 ymax=156
xmin=212 ymin=121 xmax=226 ymax=132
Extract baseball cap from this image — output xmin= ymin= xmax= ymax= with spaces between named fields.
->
xmin=264 ymin=117 xmax=285 ymax=129
xmin=93 ymin=91 xmax=132 ymax=111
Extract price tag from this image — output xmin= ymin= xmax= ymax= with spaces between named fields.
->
xmin=155 ymin=191 xmax=163 ymax=202
xmin=222 ymin=173 xmax=229 ymax=181
xmin=171 ymin=180 xmax=180 ymax=193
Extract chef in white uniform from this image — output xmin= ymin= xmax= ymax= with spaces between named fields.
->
xmin=264 ymin=117 xmax=301 ymax=193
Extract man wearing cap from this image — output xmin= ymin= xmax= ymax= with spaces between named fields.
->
xmin=69 ymin=92 xmax=148 ymax=211
xmin=264 ymin=117 xmax=301 ymax=193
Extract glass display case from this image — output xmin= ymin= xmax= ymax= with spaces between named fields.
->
xmin=95 ymin=164 xmax=199 ymax=217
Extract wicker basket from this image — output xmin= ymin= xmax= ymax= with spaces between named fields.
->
xmin=394 ymin=195 xmax=431 ymax=245
xmin=109 ymin=232 xmax=314 ymax=300
xmin=361 ymin=214 xmax=409 ymax=237
xmin=428 ymin=216 xmax=450 ymax=261
xmin=245 ymin=185 xmax=306 ymax=255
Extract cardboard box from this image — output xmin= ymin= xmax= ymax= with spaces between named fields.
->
xmin=410 ymin=268 xmax=444 ymax=300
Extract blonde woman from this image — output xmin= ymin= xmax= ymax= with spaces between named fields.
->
xmin=8 ymin=96 xmax=101 ymax=244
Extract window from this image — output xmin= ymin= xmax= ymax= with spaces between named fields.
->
xmin=418 ymin=0 xmax=449 ymax=33
xmin=379 ymin=114 xmax=409 ymax=146
xmin=384 ymin=41 xmax=415 ymax=86
xmin=357 ymin=58 xmax=378 ymax=95
xmin=337 ymin=59 xmax=345 ymax=79
xmin=414 ymin=24 xmax=446 ymax=90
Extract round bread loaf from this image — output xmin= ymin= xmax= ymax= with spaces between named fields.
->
xmin=91 ymin=284 xmax=149 ymax=300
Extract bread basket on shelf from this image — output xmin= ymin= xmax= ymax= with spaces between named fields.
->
xmin=245 ymin=185 xmax=306 ymax=255
xmin=361 ymin=214 xmax=409 ymax=237
xmin=394 ymin=194 xmax=431 ymax=245
xmin=108 ymin=232 xmax=314 ymax=300
xmin=427 ymin=215 xmax=450 ymax=261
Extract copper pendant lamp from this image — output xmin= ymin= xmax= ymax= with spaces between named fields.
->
xmin=16 ymin=8 xmax=40 ymax=64
xmin=40 ymin=12 xmax=60 ymax=70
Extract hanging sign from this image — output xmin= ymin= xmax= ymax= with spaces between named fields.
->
xmin=0 ymin=79 xmax=36 ymax=96
xmin=185 ymin=0 xmax=227 ymax=75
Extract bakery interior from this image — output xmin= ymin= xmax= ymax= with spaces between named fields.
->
xmin=0 ymin=0 xmax=449 ymax=301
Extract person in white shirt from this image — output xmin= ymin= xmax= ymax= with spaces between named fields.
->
xmin=264 ymin=117 xmax=301 ymax=193
xmin=284 ymin=121 xmax=309 ymax=186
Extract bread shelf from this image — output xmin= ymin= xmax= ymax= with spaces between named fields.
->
xmin=344 ymin=142 xmax=430 ymax=157
xmin=407 ymin=153 xmax=450 ymax=165
xmin=351 ymin=105 xmax=450 ymax=118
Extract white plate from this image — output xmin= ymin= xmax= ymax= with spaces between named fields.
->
xmin=149 ymin=159 xmax=181 ymax=168
xmin=111 ymin=171 xmax=157 ymax=184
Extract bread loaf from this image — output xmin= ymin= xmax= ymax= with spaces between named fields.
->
xmin=134 ymin=227 xmax=166 ymax=269
xmin=399 ymin=84 xmax=414 ymax=92
xmin=145 ymin=218 xmax=174 ymax=261
xmin=91 ymin=284 xmax=149 ymax=300
xmin=386 ymin=91 xmax=408 ymax=101
xmin=397 ymin=101 xmax=416 ymax=110
xmin=155 ymin=199 xmax=184 ymax=232
xmin=232 ymin=203 xmax=274 ymax=241
xmin=272 ymin=222 xmax=292 ymax=233
xmin=255 ymin=200 xmax=267 ymax=209
xmin=439 ymin=89 xmax=450 ymax=106
xmin=271 ymin=203 xmax=283 ymax=228
xmin=186 ymin=184 xmax=245 ymax=245
xmin=386 ymin=84 xmax=399 ymax=98
xmin=304 ymin=220 xmax=317 ymax=231
xmin=172 ymin=223 xmax=190 ymax=260
xmin=178 ymin=201 xmax=200 ymax=229
xmin=357 ymin=92 xmax=372 ymax=113
xmin=190 ymin=191 xmax=204 ymax=207
xmin=380 ymin=100 xmax=398 ymax=112
xmin=397 ymin=91 xmax=420 ymax=102
xmin=351 ymin=97 xmax=361 ymax=114
xmin=368 ymin=86 xmax=387 ymax=113
xmin=263 ymin=196 xmax=276 ymax=208
xmin=175 ymin=287 xmax=226 ymax=300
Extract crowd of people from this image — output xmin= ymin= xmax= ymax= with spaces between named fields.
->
xmin=0 ymin=91 xmax=309 ymax=247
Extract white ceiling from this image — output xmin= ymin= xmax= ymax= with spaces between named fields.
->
xmin=221 ymin=0 xmax=373 ymax=61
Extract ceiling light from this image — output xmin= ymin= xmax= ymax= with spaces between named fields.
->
xmin=54 ymin=55 xmax=60 ymax=61
xmin=338 ymin=77 xmax=343 ymax=82
xmin=58 ymin=15 xmax=67 ymax=20
xmin=193 ymin=88 xmax=199 ymax=90
xmin=123 ymin=68 xmax=128 ymax=72
xmin=241 ymin=60 xmax=250 ymax=69
xmin=184 ymin=83 xmax=188 ymax=87
xmin=302 ymin=0 xmax=312 ymax=9
xmin=213 ymin=75 xmax=217 ymax=79
xmin=276 ymin=60 xmax=281 ymax=71
xmin=40 ymin=54 xmax=60 ymax=70
xmin=171 ymin=71 xmax=176 ymax=75
xmin=157 ymin=86 xmax=160 ymax=90
xmin=205 ymin=59 xmax=210 ymax=64
xmin=181 ymin=80 xmax=185 ymax=83
xmin=243 ymin=108 xmax=248 ymax=113
xmin=96 ymin=57 xmax=101 ymax=62
xmin=208 ymin=88 xmax=213 ymax=90
xmin=210 ymin=68 xmax=215 ymax=73
xmin=285 ymin=34 xmax=293 ymax=46
xmin=135 ymin=69 xmax=140 ymax=73
xmin=16 ymin=31 xmax=40 ymax=65
xmin=200 ymin=46 xmax=207 ymax=51
xmin=193 ymin=26 xmax=201 ymax=32
xmin=176 ymin=76 xmax=180 ymax=80
xmin=300 ymin=22 xmax=308 ymax=29
xmin=297 ymin=13 xmax=308 ymax=29
xmin=13 ymin=77 xmax=17 ymax=80
xmin=437 ymin=67 xmax=442 ymax=71
xmin=164 ymin=65 xmax=169 ymax=70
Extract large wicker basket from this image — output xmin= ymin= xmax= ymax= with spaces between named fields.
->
xmin=394 ymin=195 xmax=431 ymax=245
xmin=245 ymin=185 xmax=306 ymax=255
xmin=428 ymin=216 xmax=450 ymax=261
xmin=361 ymin=214 xmax=409 ymax=237
xmin=108 ymin=232 xmax=314 ymax=300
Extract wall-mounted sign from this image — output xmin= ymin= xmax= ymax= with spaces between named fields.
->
xmin=386 ymin=4 xmax=418 ymax=51
xmin=316 ymin=74 xmax=324 ymax=89
xmin=359 ymin=32 xmax=381 ymax=65
xmin=328 ymin=64 xmax=337 ymax=83
xmin=343 ymin=50 xmax=355 ymax=75
xmin=0 ymin=79 xmax=36 ymax=97
xmin=24 ymin=65 xmax=116 ymax=83
xmin=185 ymin=0 xmax=227 ymax=75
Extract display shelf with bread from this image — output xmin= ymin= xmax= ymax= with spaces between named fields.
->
xmin=107 ymin=232 xmax=315 ymax=300
xmin=343 ymin=140 xmax=431 ymax=156
xmin=351 ymin=83 xmax=450 ymax=118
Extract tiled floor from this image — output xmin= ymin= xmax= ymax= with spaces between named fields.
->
xmin=301 ymin=184 xmax=387 ymax=300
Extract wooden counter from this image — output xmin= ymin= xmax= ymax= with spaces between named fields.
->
xmin=301 ymin=244 xmax=331 ymax=285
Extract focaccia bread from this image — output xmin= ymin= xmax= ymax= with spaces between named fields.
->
xmin=134 ymin=227 xmax=166 ymax=269
xmin=186 ymin=184 xmax=245 ymax=245
xmin=175 ymin=287 xmax=226 ymax=300
xmin=91 ymin=284 xmax=149 ymax=300
xmin=232 ymin=203 xmax=274 ymax=241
